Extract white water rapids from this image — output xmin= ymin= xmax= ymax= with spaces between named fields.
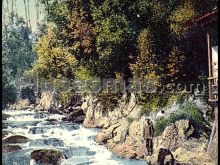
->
xmin=2 ymin=110 xmax=147 ymax=165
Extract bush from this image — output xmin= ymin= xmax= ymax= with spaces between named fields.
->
xmin=179 ymin=101 xmax=211 ymax=136
xmin=2 ymin=84 xmax=17 ymax=108
xmin=97 ymin=90 xmax=122 ymax=112
xmin=57 ymin=91 xmax=81 ymax=108
xmin=138 ymin=93 xmax=172 ymax=117
xmin=154 ymin=117 xmax=170 ymax=136
xmin=20 ymin=86 xmax=36 ymax=104
xmin=154 ymin=101 xmax=210 ymax=137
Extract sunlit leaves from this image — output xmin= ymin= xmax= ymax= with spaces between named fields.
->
xmin=30 ymin=24 xmax=77 ymax=79
xmin=169 ymin=1 xmax=196 ymax=36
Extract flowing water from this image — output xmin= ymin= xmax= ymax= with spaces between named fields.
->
xmin=2 ymin=110 xmax=148 ymax=165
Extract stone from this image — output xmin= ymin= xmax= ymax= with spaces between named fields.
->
xmin=2 ymin=131 xmax=11 ymax=138
xmin=66 ymin=108 xmax=85 ymax=123
xmin=9 ymin=99 xmax=30 ymax=110
xmin=30 ymin=149 xmax=66 ymax=164
xmin=2 ymin=145 xmax=22 ymax=153
xmin=74 ymin=115 xmax=85 ymax=123
xmin=2 ymin=113 xmax=11 ymax=120
xmin=35 ymin=92 xmax=58 ymax=112
xmin=96 ymin=123 xmax=120 ymax=144
xmin=148 ymin=148 xmax=177 ymax=165
xmin=173 ymin=139 xmax=214 ymax=165
xmin=3 ymin=135 xmax=29 ymax=144
xmin=112 ymin=144 xmax=137 ymax=159
xmin=154 ymin=120 xmax=195 ymax=150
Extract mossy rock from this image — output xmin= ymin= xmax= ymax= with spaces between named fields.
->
xmin=2 ymin=145 xmax=22 ymax=153
xmin=30 ymin=149 xmax=66 ymax=164
xmin=3 ymin=135 xmax=29 ymax=144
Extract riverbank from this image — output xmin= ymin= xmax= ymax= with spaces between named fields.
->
xmin=4 ymin=91 xmax=217 ymax=165
xmin=2 ymin=109 xmax=147 ymax=165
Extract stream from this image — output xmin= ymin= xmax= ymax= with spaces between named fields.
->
xmin=2 ymin=110 xmax=148 ymax=165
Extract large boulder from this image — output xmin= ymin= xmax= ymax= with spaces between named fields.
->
xmin=3 ymin=135 xmax=29 ymax=144
xmin=30 ymin=149 xmax=66 ymax=164
xmin=148 ymin=148 xmax=177 ymax=165
xmin=154 ymin=120 xmax=195 ymax=150
xmin=110 ymin=136 xmax=146 ymax=159
xmin=35 ymin=92 xmax=58 ymax=112
xmin=83 ymin=93 xmax=141 ymax=128
xmin=111 ymin=143 xmax=138 ymax=159
xmin=96 ymin=123 xmax=120 ymax=144
xmin=2 ymin=145 xmax=22 ymax=153
xmin=62 ymin=108 xmax=85 ymax=123
xmin=173 ymin=139 xmax=214 ymax=165
xmin=9 ymin=99 xmax=31 ymax=110
xmin=96 ymin=119 xmax=147 ymax=159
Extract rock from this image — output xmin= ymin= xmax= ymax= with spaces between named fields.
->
xmin=9 ymin=99 xmax=30 ymax=110
xmin=66 ymin=108 xmax=85 ymax=123
xmin=96 ymin=123 xmax=120 ymax=144
xmin=83 ymin=93 xmax=140 ymax=128
xmin=30 ymin=149 xmax=65 ymax=164
xmin=74 ymin=115 xmax=85 ymax=123
xmin=46 ymin=118 xmax=58 ymax=122
xmin=3 ymin=135 xmax=29 ymax=144
xmin=173 ymin=139 xmax=214 ymax=165
xmin=207 ymin=120 xmax=218 ymax=165
xmin=148 ymin=148 xmax=177 ymax=165
xmin=2 ymin=145 xmax=22 ymax=153
xmin=35 ymin=92 xmax=58 ymax=112
xmin=2 ymin=113 xmax=11 ymax=120
xmin=154 ymin=120 xmax=195 ymax=150
xmin=129 ymin=121 xmax=143 ymax=142
xmin=2 ymin=131 xmax=11 ymax=138
xmin=112 ymin=144 xmax=137 ymax=159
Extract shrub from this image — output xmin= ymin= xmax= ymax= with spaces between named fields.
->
xmin=154 ymin=101 xmax=211 ymax=137
xmin=154 ymin=117 xmax=170 ymax=136
xmin=138 ymin=93 xmax=172 ymax=117
xmin=57 ymin=91 xmax=81 ymax=108
xmin=96 ymin=89 xmax=122 ymax=112
xmin=20 ymin=86 xmax=36 ymax=104
xmin=179 ymin=101 xmax=211 ymax=136
xmin=2 ymin=84 xmax=17 ymax=108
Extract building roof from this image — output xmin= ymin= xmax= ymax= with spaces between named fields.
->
xmin=187 ymin=7 xmax=218 ymax=28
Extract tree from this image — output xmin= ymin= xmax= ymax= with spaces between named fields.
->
xmin=30 ymin=23 xmax=77 ymax=79
xmin=2 ymin=14 xmax=35 ymax=106
xmin=2 ymin=15 xmax=36 ymax=77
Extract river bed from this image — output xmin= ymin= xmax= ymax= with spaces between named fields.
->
xmin=2 ymin=110 xmax=148 ymax=165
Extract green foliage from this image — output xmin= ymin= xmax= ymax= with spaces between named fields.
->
xmin=154 ymin=101 xmax=210 ymax=136
xmin=2 ymin=15 xmax=36 ymax=77
xmin=2 ymin=84 xmax=17 ymax=108
xmin=169 ymin=1 xmax=196 ymax=36
xmin=97 ymin=90 xmax=122 ymax=112
xmin=138 ymin=93 xmax=172 ymax=115
xmin=130 ymin=28 xmax=160 ymax=85
xmin=154 ymin=117 xmax=170 ymax=136
xmin=2 ymin=14 xmax=35 ymax=106
xmin=30 ymin=24 xmax=78 ymax=79
xmin=20 ymin=86 xmax=36 ymax=104
xmin=57 ymin=91 xmax=74 ymax=108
